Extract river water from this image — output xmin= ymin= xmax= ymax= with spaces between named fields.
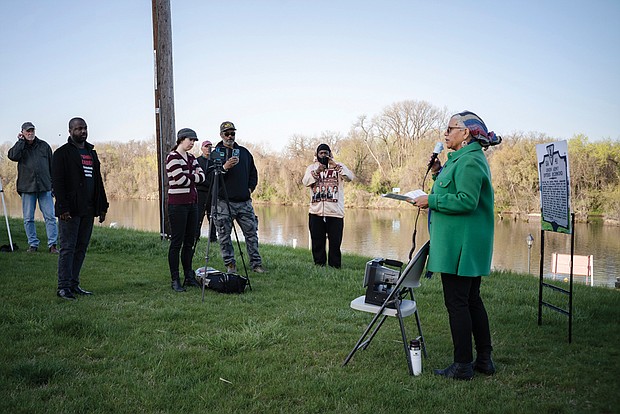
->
xmin=3 ymin=196 xmax=618 ymax=288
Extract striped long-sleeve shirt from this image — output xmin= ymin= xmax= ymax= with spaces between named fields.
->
xmin=166 ymin=150 xmax=205 ymax=204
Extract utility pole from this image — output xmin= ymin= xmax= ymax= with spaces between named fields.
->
xmin=152 ymin=0 xmax=176 ymax=240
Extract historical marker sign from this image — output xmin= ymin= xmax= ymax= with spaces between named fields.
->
xmin=536 ymin=141 xmax=571 ymax=234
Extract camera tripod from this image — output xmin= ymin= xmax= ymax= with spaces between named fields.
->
xmin=0 ymin=177 xmax=15 ymax=251
xmin=199 ymin=161 xmax=252 ymax=302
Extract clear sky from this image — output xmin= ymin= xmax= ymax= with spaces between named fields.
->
xmin=1 ymin=0 xmax=619 ymax=151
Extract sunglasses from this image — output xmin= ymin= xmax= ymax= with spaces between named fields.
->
xmin=224 ymin=131 xmax=236 ymax=137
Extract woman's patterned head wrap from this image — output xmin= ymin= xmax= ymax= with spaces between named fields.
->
xmin=453 ymin=111 xmax=502 ymax=148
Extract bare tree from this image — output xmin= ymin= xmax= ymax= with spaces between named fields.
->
xmin=353 ymin=115 xmax=387 ymax=178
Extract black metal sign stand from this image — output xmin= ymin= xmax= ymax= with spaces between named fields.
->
xmin=537 ymin=212 xmax=575 ymax=343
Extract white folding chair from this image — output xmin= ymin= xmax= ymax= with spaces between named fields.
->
xmin=342 ymin=240 xmax=430 ymax=375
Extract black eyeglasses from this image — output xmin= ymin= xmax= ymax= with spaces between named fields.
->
xmin=224 ymin=131 xmax=236 ymax=137
xmin=446 ymin=126 xmax=465 ymax=134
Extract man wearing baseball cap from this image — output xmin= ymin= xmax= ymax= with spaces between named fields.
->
xmin=195 ymin=139 xmax=217 ymax=244
xmin=213 ymin=121 xmax=266 ymax=273
xmin=8 ymin=121 xmax=59 ymax=253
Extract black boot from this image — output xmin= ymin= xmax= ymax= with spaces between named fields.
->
xmin=171 ymin=276 xmax=186 ymax=292
xmin=183 ymin=271 xmax=201 ymax=288
xmin=473 ymin=353 xmax=496 ymax=375
xmin=433 ymin=362 xmax=474 ymax=380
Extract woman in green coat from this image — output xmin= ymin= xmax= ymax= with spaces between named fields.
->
xmin=413 ymin=111 xmax=501 ymax=380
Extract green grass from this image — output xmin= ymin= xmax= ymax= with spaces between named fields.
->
xmin=1 ymin=218 xmax=619 ymax=413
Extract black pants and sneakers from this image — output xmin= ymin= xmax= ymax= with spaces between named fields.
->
xmin=308 ymin=214 xmax=344 ymax=269
xmin=434 ymin=273 xmax=494 ymax=380
xmin=57 ymin=215 xmax=95 ymax=297
xmin=168 ymin=204 xmax=198 ymax=292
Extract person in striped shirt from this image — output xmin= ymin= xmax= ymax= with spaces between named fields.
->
xmin=166 ymin=128 xmax=206 ymax=292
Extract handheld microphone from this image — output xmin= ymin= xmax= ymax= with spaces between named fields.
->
xmin=427 ymin=142 xmax=444 ymax=173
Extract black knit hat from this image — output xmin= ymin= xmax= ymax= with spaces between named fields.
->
xmin=316 ymin=143 xmax=331 ymax=156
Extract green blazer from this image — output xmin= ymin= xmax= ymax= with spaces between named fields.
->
xmin=427 ymin=141 xmax=494 ymax=277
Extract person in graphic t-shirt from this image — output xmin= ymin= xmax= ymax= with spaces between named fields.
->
xmin=302 ymin=143 xmax=354 ymax=268
xmin=52 ymin=117 xmax=108 ymax=301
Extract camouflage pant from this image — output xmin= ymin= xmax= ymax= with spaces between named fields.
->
xmin=214 ymin=199 xmax=262 ymax=268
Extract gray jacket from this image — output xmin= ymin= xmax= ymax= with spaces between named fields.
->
xmin=7 ymin=137 xmax=53 ymax=194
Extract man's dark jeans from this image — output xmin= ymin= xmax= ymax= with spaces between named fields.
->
xmin=57 ymin=215 xmax=95 ymax=290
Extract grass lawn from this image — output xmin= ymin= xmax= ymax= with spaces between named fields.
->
xmin=1 ymin=218 xmax=619 ymax=413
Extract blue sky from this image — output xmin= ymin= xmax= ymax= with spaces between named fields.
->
xmin=1 ymin=0 xmax=619 ymax=151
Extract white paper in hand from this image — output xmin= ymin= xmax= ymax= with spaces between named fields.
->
xmin=382 ymin=189 xmax=427 ymax=202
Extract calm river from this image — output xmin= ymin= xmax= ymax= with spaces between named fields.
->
xmin=3 ymin=197 xmax=618 ymax=288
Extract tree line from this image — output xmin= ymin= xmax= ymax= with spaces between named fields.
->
xmin=1 ymin=100 xmax=618 ymax=222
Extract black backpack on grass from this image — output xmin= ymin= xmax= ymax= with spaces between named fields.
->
xmin=203 ymin=271 xmax=248 ymax=294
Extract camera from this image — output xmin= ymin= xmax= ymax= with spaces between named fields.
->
xmin=210 ymin=147 xmax=227 ymax=163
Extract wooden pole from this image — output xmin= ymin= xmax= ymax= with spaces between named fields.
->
xmin=152 ymin=0 xmax=176 ymax=239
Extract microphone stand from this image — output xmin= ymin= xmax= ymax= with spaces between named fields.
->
xmin=408 ymin=155 xmax=438 ymax=260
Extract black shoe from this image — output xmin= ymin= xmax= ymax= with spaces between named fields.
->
xmin=183 ymin=272 xmax=201 ymax=288
xmin=73 ymin=286 xmax=93 ymax=295
xmin=473 ymin=355 xmax=496 ymax=375
xmin=433 ymin=362 xmax=474 ymax=380
xmin=57 ymin=288 xmax=76 ymax=301
xmin=27 ymin=246 xmax=38 ymax=253
xmin=171 ymin=279 xmax=186 ymax=292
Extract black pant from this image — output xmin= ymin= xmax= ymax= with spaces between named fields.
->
xmin=308 ymin=214 xmax=344 ymax=268
xmin=196 ymin=190 xmax=217 ymax=240
xmin=57 ymin=215 xmax=94 ymax=290
xmin=168 ymin=203 xmax=198 ymax=279
xmin=441 ymin=273 xmax=493 ymax=363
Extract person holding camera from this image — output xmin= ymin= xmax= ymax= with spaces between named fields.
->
xmin=213 ymin=121 xmax=266 ymax=274
xmin=166 ymin=128 xmax=206 ymax=292
xmin=302 ymin=144 xmax=354 ymax=269
xmin=195 ymin=140 xmax=217 ymax=243
xmin=412 ymin=111 xmax=501 ymax=380
xmin=7 ymin=122 xmax=58 ymax=253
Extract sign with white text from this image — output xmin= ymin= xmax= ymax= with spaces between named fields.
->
xmin=536 ymin=141 xmax=571 ymax=233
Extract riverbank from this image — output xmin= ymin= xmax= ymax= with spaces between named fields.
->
xmin=1 ymin=220 xmax=618 ymax=413
xmin=255 ymin=197 xmax=620 ymax=226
